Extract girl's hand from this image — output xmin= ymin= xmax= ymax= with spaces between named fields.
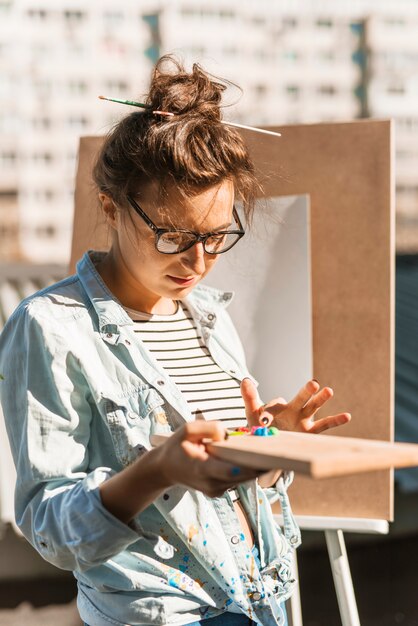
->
xmin=101 ymin=420 xmax=267 ymax=524
xmin=155 ymin=420 xmax=266 ymax=497
xmin=241 ymin=378 xmax=351 ymax=434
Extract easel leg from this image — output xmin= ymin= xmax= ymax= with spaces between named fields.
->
xmin=286 ymin=548 xmax=303 ymax=626
xmin=325 ymin=529 xmax=361 ymax=626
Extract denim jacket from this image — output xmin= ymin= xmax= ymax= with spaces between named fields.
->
xmin=0 ymin=251 xmax=301 ymax=626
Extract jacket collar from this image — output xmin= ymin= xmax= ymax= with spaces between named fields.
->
xmin=76 ymin=250 xmax=233 ymax=333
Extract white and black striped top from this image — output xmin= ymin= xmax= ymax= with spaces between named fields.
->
xmin=126 ymin=302 xmax=247 ymax=429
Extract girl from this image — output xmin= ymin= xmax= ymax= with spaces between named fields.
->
xmin=0 ymin=57 xmax=350 ymax=626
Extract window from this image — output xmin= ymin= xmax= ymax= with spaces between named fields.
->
xmin=0 ymin=190 xmax=17 ymax=200
xmin=32 ymin=117 xmax=51 ymax=130
xmin=31 ymin=189 xmax=56 ymax=202
xmin=286 ymin=85 xmax=300 ymax=98
xmin=397 ymin=184 xmax=418 ymax=196
xmin=219 ymin=10 xmax=234 ymax=19
xmin=251 ymin=16 xmax=266 ymax=26
xmin=68 ymin=80 xmax=88 ymax=94
xmin=31 ymin=42 xmax=51 ymax=58
xmin=384 ymin=17 xmax=405 ymax=27
xmin=223 ymin=46 xmax=238 ymax=57
xmin=0 ymin=2 xmax=12 ymax=14
xmin=188 ymin=46 xmax=205 ymax=57
xmin=64 ymin=10 xmax=85 ymax=22
xmin=387 ymin=85 xmax=405 ymax=95
xmin=318 ymin=85 xmax=336 ymax=96
xmin=398 ymin=118 xmax=418 ymax=131
xmin=254 ymin=84 xmax=268 ymax=97
xmin=27 ymin=8 xmax=48 ymax=20
xmin=67 ymin=116 xmax=88 ymax=130
xmin=316 ymin=18 xmax=333 ymax=29
xmin=104 ymin=10 xmax=124 ymax=24
xmin=104 ymin=80 xmax=129 ymax=94
xmin=33 ymin=78 xmax=52 ymax=97
xmin=0 ymin=151 xmax=17 ymax=165
xmin=317 ymin=50 xmax=335 ymax=62
xmin=283 ymin=17 xmax=298 ymax=28
xmin=35 ymin=225 xmax=56 ymax=238
xmin=32 ymin=152 xmax=53 ymax=164
xmin=283 ymin=50 xmax=299 ymax=62
xmin=180 ymin=8 xmax=196 ymax=18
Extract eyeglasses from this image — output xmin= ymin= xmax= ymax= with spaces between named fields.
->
xmin=126 ymin=195 xmax=245 ymax=255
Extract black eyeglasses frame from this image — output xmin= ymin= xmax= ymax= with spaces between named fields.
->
xmin=126 ymin=194 xmax=245 ymax=255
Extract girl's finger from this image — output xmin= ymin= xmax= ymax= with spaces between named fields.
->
xmin=290 ymin=379 xmax=321 ymax=410
xmin=309 ymin=412 xmax=351 ymax=434
xmin=240 ymin=378 xmax=263 ymax=424
xmin=179 ymin=420 xmax=226 ymax=443
xmin=301 ymin=386 xmax=334 ymax=416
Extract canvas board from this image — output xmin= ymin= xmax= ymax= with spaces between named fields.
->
xmin=203 ymin=195 xmax=312 ymax=402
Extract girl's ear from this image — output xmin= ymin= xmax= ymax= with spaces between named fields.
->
xmin=99 ymin=194 xmax=118 ymax=230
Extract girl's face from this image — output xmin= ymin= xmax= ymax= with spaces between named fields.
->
xmin=99 ymin=179 xmax=235 ymax=314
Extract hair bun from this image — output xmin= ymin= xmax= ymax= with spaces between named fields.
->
xmin=146 ymin=56 xmax=225 ymax=120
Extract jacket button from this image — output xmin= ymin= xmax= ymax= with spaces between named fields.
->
xmin=207 ymin=313 xmax=215 ymax=321
xmin=252 ymin=591 xmax=261 ymax=601
xmin=157 ymin=379 xmax=165 ymax=386
xmin=230 ymin=535 xmax=240 ymax=544
xmin=106 ymin=333 xmax=113 ymax=338
xmin=127 ymin=412 xmax=137 ymax=421
xmin=290 ymin=535 xmax=299 ymax=545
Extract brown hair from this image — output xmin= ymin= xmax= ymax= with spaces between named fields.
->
xmin=93 ymin=55 xmax=261 ymax=222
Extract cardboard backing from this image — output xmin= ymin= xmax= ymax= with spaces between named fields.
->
xmin=70 ymin=119 xmax=394 ymax=520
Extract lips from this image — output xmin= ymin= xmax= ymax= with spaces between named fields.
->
xmin=168 ymin=275 xmax=198 ymax=286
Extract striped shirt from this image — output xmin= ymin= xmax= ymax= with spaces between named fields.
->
xmin=126 ymin=301 xmax=247 ymax=429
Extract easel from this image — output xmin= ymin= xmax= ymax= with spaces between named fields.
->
xmin=71 ymin=123 xmax=394 ymax=626
xmin=276 ymin=515 xmax=389 ymax=626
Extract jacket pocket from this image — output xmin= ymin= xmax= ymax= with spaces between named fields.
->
xmin=104 ymin=386 xmax=171 ymax=467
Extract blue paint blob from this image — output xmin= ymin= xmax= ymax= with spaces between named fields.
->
xmin=220 ymin=561 xmax=224 ymax=567
xmin=179 ymin=564 xmax=188 ymax=573
xmin=253 ymin=426 xmax=269 ymax=436
xmin=239 ymin=533 xmax=245 ymax=541
xmin=203 ymin=540 xmax=207 ymax=546
xmin=183 ymin=555 xmax=190 ymax=562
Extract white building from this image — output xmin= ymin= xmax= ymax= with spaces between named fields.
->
xmin=1 ymin=1 xmax=158 ymax=262
xmin=1 ymin=0 xmax=418 ymax=261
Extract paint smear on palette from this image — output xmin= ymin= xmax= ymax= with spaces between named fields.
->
xmin=188 ymin=525 xmax=199 ymax=543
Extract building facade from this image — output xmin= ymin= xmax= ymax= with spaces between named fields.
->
xmin=1 ymin=0 xmax=418 ymax=261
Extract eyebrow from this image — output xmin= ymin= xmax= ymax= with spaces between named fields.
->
xmin=163 ymin=219 xmax=233 ymax=232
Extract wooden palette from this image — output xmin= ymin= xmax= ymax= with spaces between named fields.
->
xmin=150 ymin=432 xmax=418 ymax=479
